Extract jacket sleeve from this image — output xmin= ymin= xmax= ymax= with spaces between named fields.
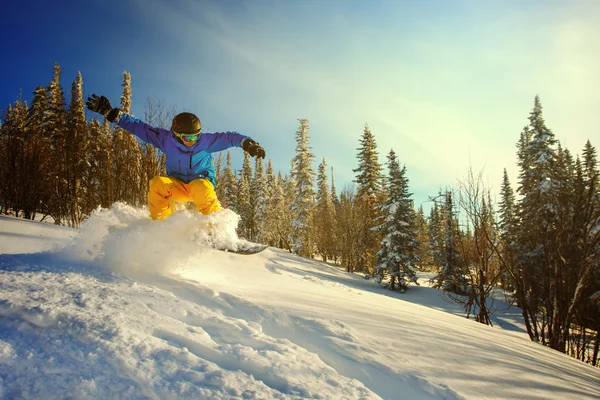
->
xmin=115 ymin=112 xmax=167 ymax=151
xmin=203 ymin=131 xmax=250 ymax=153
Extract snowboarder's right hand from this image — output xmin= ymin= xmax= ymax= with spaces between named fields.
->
xmin=86 ymin=94 xmax=120 ymax=122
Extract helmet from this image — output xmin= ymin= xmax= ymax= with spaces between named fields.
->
xmin=172 ymin=112 xmax=201 ymax=134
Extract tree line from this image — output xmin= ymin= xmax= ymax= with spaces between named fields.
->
xmin=1 ymin=65 xmax=598 ymax=367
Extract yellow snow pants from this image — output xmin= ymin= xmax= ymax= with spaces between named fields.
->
xmin=148 ymin=176 xmax=222 ymax=220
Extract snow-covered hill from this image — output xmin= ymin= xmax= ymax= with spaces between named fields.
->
xmin=0 ymin=205 xmax=599 ymax=400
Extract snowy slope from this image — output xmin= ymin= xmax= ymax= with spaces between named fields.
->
xmin=0 ymin=205 xmax=599 ymax=400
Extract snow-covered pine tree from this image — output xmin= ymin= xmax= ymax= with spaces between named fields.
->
xmin=264 ymin=160 xmax=276 ymax=203
xmin=498 ymin=169 xmax=517 ymax=242
xmin=514 ymin=95 xmax=558 ymax=343
xmin=0 ymin=99 xmax=31 ymax=217
xmin=375 ymin=150 xmax=418 ymax=291
xmin=428 ymin=201 xmax=445 ymax=270
xmin=497 ymin=168 xmax=517 ymax=289
xmin=260 ymin=160 xmax=277 ymax=243
xmin=573 ymin=140 xmax=600 ymax=365
xmin=101 ymin=117 xmax=114 ymax=207
xmin=219 ymin=151 xmax=238 ymax=210
xmin=65 ymin=72 xmax=89 ymax=226
xmin=262 ymin=171 xmax=290 ymax=249
xmin=26 ymin=86 xmax=57 ymax=220
xmin=353 ymin=123 xmax=384 ymax=273
xmin=414 ymin=205 xmax=433 ymax=270
xmin=46 ymin=63 xmax=69 ymax=224
xmin=290 ymin=119 xmax=316 ymax=258
xmin=431 ymin=189 xmax=464 ymax=293
xmin=330 ymin=166 xmax=339 ymax=208
xmin=86 ymin=118 xmax=105 ymax=211
xmin=336 ymin=185 xmax=361 ymax=273
xmin=237 ymin=151 xmax=253 ymax=239
xmin=250 ymin=157 xmax=266 ymax=242
xmin=112 ymin=71 xmax=143 ymax=206
xmin=582 ymin=140 xmax=598 ymax=192
xmin=215 ymin=152 xmax=223 ymax=184
xmin=314 ymin=158 xmax=337 ymax=262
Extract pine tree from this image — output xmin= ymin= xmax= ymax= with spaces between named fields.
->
xmin=46 ymin=63 xmax=68 ymax=224
xmin=582 ymin=140 xmax=598 ymax=192
xmin=112 ymin=71 xmax=143 ymax=206
xmin=336 ymin=186 xmax=361 ymax=272
xmin=375 ymin=150 xmax=418 ymax=290
xmin=428 ymin=201 xmax=445 ymax=270
xmin=261 ymin=160 xmax=277 ymax=243
xmin=498 ymin=168 xmax=517 ymax=288
xmin=237 ymin=152 xmax=253 ymax=238
xmin=26 ymin=86 xmax=55 ymax=219
xmin=249 ymin=157 xmax=266 ymax=241
xmin=219 ymin=151 xmax=238 ymax=210
xmin=0 ymin=99 xmax=30 ymax=217
xmin=290 ymin=119 xmax=316 ymax=258
xmin=330 ymin=166 xmax=339 ymax=208
xmin=263 ymin=172 xmax=293 ymax=250
xmin=498 ymin=169 xmax=517 ymax=240
xmin=64 ymin=72 xmax=89 ymax=226
xmin=414 ymin=205 xmax=433 ymax=270
xmin=86 ymin=118 xmax=105 ymax=211
xmin=314 ymin=158 xmax=337 ymax=262
xmin=515 ymin=95 xmax=558 ymax=343
xmin=353 ymin=123 xmax=384 ymax=272
xmin=432 ymin=190 xmax=464 ymax=293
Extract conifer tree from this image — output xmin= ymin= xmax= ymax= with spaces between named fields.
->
xmin=414 ymin=205 xmax=433 ymax=270
xmin=219 ymin=151 xmax=237 ymax=210
xmin=428 ymin=201 xmax=445 ymax=270
xmin=249 ymin=157 xmax=266 ymax=241
xmin=0 ymin=100 xmax=30 ymax=216
xmin=290 ymin=119 xmax=316 ymax=258
xmin=515 ymin=95 xmax=558 ymax=342
xmin=236 ymin=152 xmax=253 ymax=238
xmin=498 ymin=168 xmax=517 ymax=288
xmin=314 ymin=158 xmax=337 ymax=262
xmin=263 ymin=172 xmax=292 ymax=249
xmin=375 ymin=150 xmax=418 ymax=290
xmin=336 ymin=185 xmax=361 ymax=272
xmin=353 ymin=123 xmax=384 ymax=272
xmin=113 ymin=71 xmax=142 ymax=206
xmin=86 ymin=118 xmax=105 ymax=211
xmin=582 ymin=140 xmax=598 ymax=191
xmin=498 ymin=169 xmax=517 ymax=241
xmin=330 ymin=166 xmax=339 ymax=208
xmin=261 ymin=160 xmax=277 ymax=242
xmin=215 ymin=152 xmax=223 ymax=183
xmin=46 ymin=63 xmax=68 ymax=223
xmin=432 ymin=190 xmax=465 ymax=293
xmin=63 ymin=72 xmax=90 ymax=226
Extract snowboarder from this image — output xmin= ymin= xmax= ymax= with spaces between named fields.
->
xmin=86 ymin=94 xmax=265 ymax=220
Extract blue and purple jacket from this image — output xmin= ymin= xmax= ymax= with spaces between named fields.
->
xmin=116 ymin=113 xmax=250 ymax=187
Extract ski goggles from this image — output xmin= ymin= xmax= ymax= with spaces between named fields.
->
xmin=172 ymin=129 xmax=201 ymax=143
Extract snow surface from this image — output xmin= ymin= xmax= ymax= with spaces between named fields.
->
xmin=0 ymin=204 xmax=599 ymax=400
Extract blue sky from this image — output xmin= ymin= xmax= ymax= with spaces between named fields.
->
xmin=2 ymin=0 xmax=599 ymax=212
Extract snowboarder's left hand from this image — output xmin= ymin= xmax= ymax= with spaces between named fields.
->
xmin=242 ymin=139 xmax=265 ymax=159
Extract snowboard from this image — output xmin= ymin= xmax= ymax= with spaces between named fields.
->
xmin=213 ymin=241 xmax=268 ymax=255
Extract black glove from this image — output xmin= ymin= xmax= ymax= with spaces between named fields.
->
xmin=86 ymin=94 xmax=120 ymax=122
xmin=242 ymin=139 xmax=265 ymax=159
